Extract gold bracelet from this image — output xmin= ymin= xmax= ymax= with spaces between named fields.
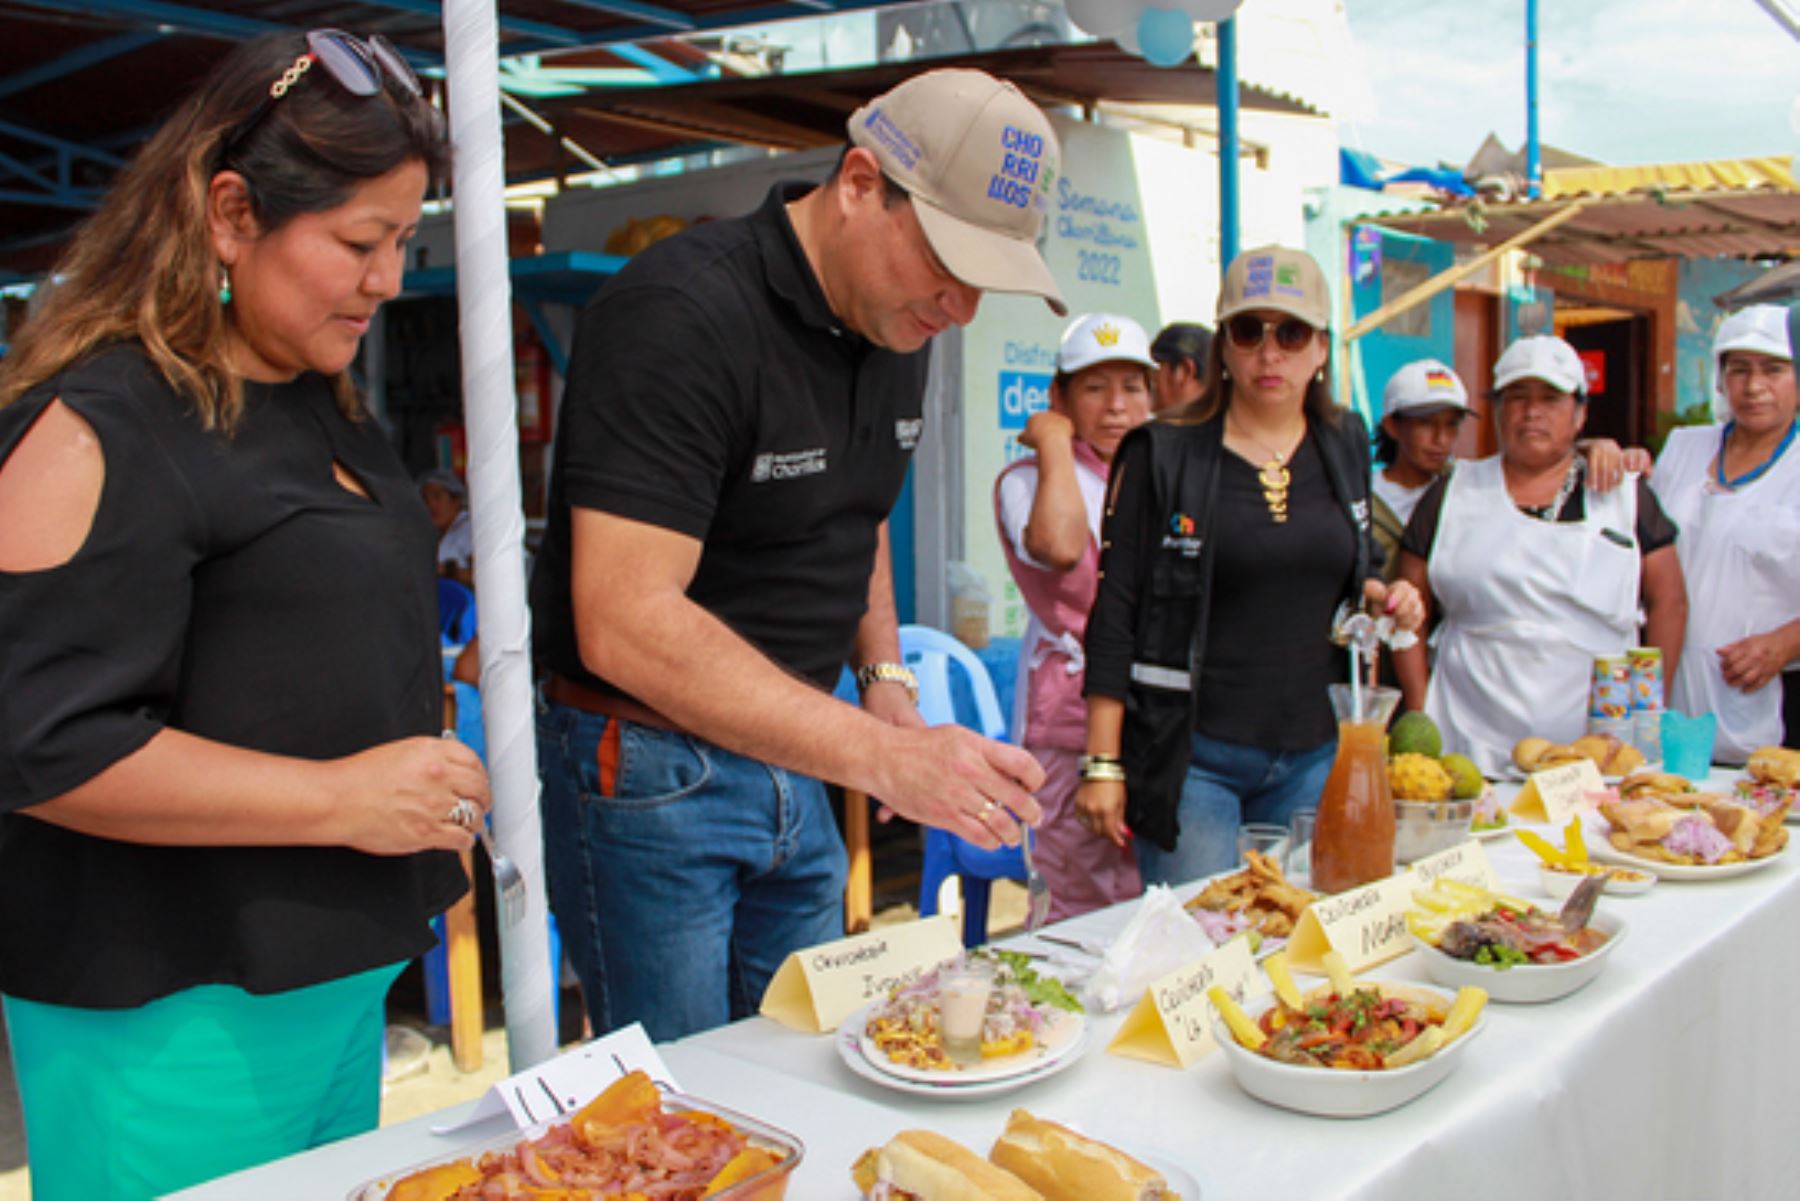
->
xmin=1078 ymin=753 xmax=1123 ymax=773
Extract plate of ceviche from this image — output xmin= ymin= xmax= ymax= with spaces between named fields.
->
xmin=838 ymin=951 xmax=1088 ymax=1096
xmin=1210 ymin=972 xmax=1487 ymax=1118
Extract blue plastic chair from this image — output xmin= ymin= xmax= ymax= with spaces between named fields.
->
xmin=901 ymin=624 xmax=1028 ymax=947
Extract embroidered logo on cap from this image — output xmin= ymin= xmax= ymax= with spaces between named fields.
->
xmin=986 ymin=124 xmax=1046 ymax=212
xmin=1093 ymin=322 xmax=1121 ymax=348
xmin=1424 ymin=368 xmax=1457 ymax=390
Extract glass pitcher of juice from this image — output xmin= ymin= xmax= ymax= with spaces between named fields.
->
xmin=1311 ymin=684 xmax=1401 ymax=894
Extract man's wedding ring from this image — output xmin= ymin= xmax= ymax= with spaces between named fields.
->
xmin=447 ymin=798 xmax=480 ymax=829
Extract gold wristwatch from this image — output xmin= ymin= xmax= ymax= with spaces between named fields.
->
xmin=855 ymin=661 xmax=919 ymax=704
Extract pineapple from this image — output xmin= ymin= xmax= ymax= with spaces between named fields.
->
xmin=1389 ymin=752 xmax=1454 ymax=802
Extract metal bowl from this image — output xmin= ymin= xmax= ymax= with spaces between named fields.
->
xmin=1393 ymin=796 xmax=1477 ymax=863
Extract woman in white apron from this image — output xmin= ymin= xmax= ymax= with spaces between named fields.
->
xmin=1652 ymin=305 xmax=1800 ymax=763
xmin=1393 ymin=336 xmax=1689 ymax=776
xmin=993 ymin=313 xmax=1151 ymax=919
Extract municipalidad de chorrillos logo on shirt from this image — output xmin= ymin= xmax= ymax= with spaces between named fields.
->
xmin=751 ymin=447 xmax=828 ymax=483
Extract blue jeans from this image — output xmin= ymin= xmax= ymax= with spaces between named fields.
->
xmin=1135 ymin=731 xmax=1336 ymax=887
xmin=537 ymin=693 xmax=847 ymax=1042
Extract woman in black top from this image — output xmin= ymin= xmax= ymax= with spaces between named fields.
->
xmin=0 ymin=33 xmax=481 ymax=1199
xmin=1079 ymin=247 xmax=1423 ymax=885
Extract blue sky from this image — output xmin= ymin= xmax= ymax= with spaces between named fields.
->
xmin=1339 ymin=0 xmax=1800 ymax=168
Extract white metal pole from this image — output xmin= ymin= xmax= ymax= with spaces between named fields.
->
xmin=441 ymin=0 xmax=557 ymax=1070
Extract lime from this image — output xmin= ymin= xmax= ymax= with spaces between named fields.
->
xmin=1442 ymin=752 xmax=1484 ymax=800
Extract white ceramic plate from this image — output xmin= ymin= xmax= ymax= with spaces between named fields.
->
xmin=1212 ymin=982 xmax=1485 ymax=1118
xmin=850 ymin=998 xmax=1086 ymax=1085
xmin=1587 ymin=834 xmax=1786 ymax=880
xmin=1539 ymin=862 xmax=1655 ymax=899
xmin=1409 ymin=911 xmax=1627 ymax=1004
xmin=1469 ymin=823 xmax=1513 ymax=842
xmin=1131 ymin=1147 xmax=1203 ymax=1200
xmin=836 ymin=1003 xmax=1089 ymax=1099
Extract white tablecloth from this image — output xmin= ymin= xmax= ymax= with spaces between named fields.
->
xmin=170 ymin=793 xmax=1800 ymax=1200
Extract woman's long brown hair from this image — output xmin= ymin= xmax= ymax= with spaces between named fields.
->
xmin=0 ymin=32 xmax=449 ymax=429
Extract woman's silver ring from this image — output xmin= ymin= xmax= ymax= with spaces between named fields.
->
xmin=447 ymin=798 xmax=479 ymax=829
xmin=979 ymin=800 xmax=1000 ymax=820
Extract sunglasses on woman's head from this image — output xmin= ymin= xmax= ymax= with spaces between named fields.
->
xmin=218 ymin=30 xmax=422 ymax=165
xmin=1223 ymin=314 xmax=1316 ymax=352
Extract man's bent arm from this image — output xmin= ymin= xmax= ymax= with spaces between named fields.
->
xmin=569 ymin=509 xmax=1043 ymax=842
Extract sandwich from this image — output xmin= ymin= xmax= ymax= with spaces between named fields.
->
xmin=988 ymin=1109 xmax=1180 ymax=1201
xmin=1738 ymin=747 xmax=1800 ymax=817
xmin=1568 ymin=733 xmax=1646 ymax=776
xmin=852 ymin=1131 xmax=1043 ymax=1201
xmin=1599 ymin=794 xmax=1787 ymax=865
xmin=1617 ymin=771 xmax=1696 ymax=802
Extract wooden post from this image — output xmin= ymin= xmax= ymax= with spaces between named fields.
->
xmin=1344 ymin=201 xmax=1591 ymax=343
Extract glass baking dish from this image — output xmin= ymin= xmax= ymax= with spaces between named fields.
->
xmin=347 ymin=1086 xmax=803 ymax=1200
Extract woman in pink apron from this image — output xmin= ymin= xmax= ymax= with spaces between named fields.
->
xmin=994 ymin=313 xmax=1153 ymax=918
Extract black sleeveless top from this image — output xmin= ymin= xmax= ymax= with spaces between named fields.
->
xmin=0 ymin=344 xmax=465 ymax=1008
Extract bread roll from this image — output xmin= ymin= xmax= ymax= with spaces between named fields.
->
xmin=1619 ymin=771 xmax=1694 ymax=802
xmin=988 ymin=1110 xmax=1178 ymax=1201
xmin=853 ymin=1130 xmax=1043 ymax=1201
xmin=1512 ymin=737 xmax=1552 ymax=772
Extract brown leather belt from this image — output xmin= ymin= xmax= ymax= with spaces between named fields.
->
xmin=544 ymin=674 xmax=682 ymax=733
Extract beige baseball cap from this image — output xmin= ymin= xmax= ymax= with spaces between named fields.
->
xmin=848 ymin=69 xmax=1067 ymax=316
xmin=1216 ymin=245 xmax=1331 ymax=330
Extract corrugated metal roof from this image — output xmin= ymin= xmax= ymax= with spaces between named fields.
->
xmin=1544 ymin=156 xmax=1797 ymax=199
xmin=1355 ymin=156 xmax=1800 ymax=266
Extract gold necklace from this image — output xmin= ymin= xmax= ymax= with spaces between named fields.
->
xmin=1229 ymin=417 xmax=1305 ymax=523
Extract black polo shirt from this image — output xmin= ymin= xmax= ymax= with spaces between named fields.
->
xmin=531 ymin=182 xmax=929 ymax=695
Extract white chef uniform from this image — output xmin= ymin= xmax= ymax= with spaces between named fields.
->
xmin=1425 ymin=456 xmax=1641 ymax=775
xmin=1653 ymin=425 xmax=1800 ymax=764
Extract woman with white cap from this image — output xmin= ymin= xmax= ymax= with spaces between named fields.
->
xmin=1651 ymin=304 xmax=1800 ymax=761
xmin=1372 ymin=359 xmax=1644 ymax=582
xmin=993 ymin=313 xmax=1150 ymax=918
xmin=1081 ymin=247 xmax=1424 ymax=884
xmin=1393 ymin=334 xmax=1688 ymax=775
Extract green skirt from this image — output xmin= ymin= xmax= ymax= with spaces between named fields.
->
xmin=4 ymin=962 xmax=403 ymax=1201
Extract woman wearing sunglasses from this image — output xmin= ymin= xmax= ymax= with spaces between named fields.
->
xmin=1079 ymin=247 xmax=1423 ymax=884
xmin=1392 ymin=335 xmax=1687 ymax=775
xmin=0 ymin=32 xmax=475 ymax=1199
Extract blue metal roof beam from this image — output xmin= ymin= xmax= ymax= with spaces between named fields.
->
xmin=605 ymin=42 xmax=704 ymax=83
xmin=0 ymin=29 xmax=165 ymax=102
xmin=546 ymin=2 xmax=908 ymax=53
xmin=13 ymin=0 xmax=285 ymax=41
xmin=547 ymin=1 xmax=697 ymax=32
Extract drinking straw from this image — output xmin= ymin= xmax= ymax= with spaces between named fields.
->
xmin=1349 ymin=640 xmax=1364 ymax=721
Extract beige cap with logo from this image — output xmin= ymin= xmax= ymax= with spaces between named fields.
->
xmin=848 ymin=68 xmax=1067 ymax=316
xmin=1217 ymin=245 xmax=1331 ymax=330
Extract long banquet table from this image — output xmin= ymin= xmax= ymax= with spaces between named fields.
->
xmin=172 ymin=788 xmax=1800 ymax=1200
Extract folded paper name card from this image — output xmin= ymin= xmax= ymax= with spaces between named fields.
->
xmin=759 ymin=914 xmax=961 ymax=1033
xmin=1409 ymin=840 xmax=1498 ymax=891
xmin=1108 ymin=936 xmax=1260 ymax=1069
xmin=1284 ymin=869 xmax=1418 ymax=975
xmin=1511 ymin=759 xmax=1605 ymax=826
xmin=433 ymin=1022 xmax=673 ymax=1134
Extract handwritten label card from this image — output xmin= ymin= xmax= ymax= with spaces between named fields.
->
xmin=433 ymin=1023 xmax=673 ymax=1134
xmin=1410 ymin=840 xmax=1499 ymax=891
xmin=1285 ymin=869 xmax=1418 ymax=975
xmin=758 ymin=915 xmax=961 ymax=1033
xmin=1511 ymin=759 xmax=1606 ymax=827
xmin=1108 ymin=936 xmax=1260 ymax=1069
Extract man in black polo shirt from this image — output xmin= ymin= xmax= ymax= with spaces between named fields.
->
xmin=531 ymin=69 xmax=1066 ymax=1040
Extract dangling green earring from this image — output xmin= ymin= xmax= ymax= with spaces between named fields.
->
xmin=219 ymin=268 xmax=232 ymax=305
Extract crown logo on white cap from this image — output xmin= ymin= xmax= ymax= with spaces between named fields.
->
xmin=1093 ymin=322 xmax=1120 ymax=347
